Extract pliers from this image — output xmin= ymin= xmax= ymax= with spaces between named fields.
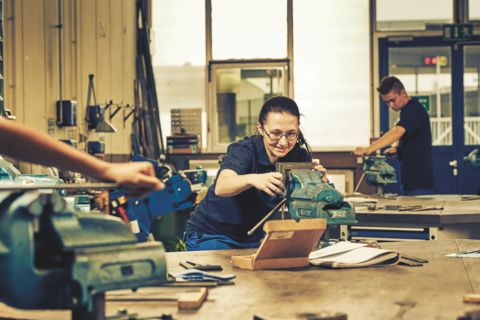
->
xmin=179 ymin=260 xmax=223 ymax=271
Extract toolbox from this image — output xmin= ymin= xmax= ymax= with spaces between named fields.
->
xmin=167 ymin=134 xmax=201 ymax=154
xmin=231 ymin=219 xmax=326 ymax=270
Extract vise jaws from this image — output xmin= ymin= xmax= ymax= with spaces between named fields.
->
xmin=363 ymin=156 xmax=397 ymax=187
xmin=247 ymin=163 xmax=356 ymax=244
xmin=284 ymin=170 xmax=356 ymax=231
xmin=0 ymin=191 xmax=167 ymax=317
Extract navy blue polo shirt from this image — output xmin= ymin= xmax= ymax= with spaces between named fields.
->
xmin=396 ymin=97 xmax=435 ymax=191
xmin=185 ymin=135 xmax=312 ymax=243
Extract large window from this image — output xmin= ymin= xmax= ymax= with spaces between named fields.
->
xmin=151 ymin=1 xmax=206 ymax=149
xmin=376 ymin=0 xmax=452 ymax=31
xmin=153 ymin=1 xmax=371 ymax=152
xmin=211 ymin=0 xmax=287 ymax=60
xmin=294 ymin=0 xmax=370 ymax=149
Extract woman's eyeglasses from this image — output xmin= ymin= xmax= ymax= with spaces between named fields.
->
xmin=262 ymin=128 xmax=299 ymax=141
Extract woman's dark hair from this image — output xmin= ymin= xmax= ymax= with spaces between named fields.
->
xmin=254 ymin=96 xmax=312 ymax=161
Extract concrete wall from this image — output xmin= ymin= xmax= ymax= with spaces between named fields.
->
xmin=3 ymin=0 xmax=137 ymax=172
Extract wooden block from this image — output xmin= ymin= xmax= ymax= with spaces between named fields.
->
xmin=463 ymin=294 xmax=480 ymax=303
xmin=178 ymin=287 xmax=208 ymax=310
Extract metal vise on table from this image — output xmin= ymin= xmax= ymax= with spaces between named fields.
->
xmin=275 ymin=163 xmax=357 ymax=244
xmin=363 ymin=156 xmax=397 ymax=187
xmin=464 ymin=149 xmax=480 ymax=171
xmin=0 ymin=190 xmax=168 ymax=319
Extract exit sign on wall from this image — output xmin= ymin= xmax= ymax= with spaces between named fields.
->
xmin=443 ymin=24 xmax=473 ymax=41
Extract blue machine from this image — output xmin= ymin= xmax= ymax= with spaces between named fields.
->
xmin=0 ymin=191 xmax=167 ymax=318
xmin=109 ymin=155 xmax=198 ymax=242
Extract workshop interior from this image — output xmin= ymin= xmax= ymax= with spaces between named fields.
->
xmin=1 ymin=0 xmax=480 ymax=319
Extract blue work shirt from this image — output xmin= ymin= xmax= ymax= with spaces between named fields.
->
xmin=396 ymin=98 xmax=435 ymax=191
xmin=185 ymin=135 xmax=312 ymax=243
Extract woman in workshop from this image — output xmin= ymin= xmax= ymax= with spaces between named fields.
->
xmin=184 ymin=96 xmax=327 ymax=251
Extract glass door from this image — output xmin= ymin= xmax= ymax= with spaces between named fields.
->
xmin=380 ymin=37 xmax=480 ymax=195
xmin=463 ymin=46 xmax=480 ymax=195
xmin=380 ymin=37 xmax=460 ymax=194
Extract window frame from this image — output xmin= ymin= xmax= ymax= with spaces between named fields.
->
xmin=207 ymin=61 xmax=291 ymax=152
xmin=204 ymin=0 xmax=294 ymax=152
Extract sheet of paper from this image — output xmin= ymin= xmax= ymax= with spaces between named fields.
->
xmin=309 ymin=242 xmax=368 ymax=259
xmin=312 ymin=247 xmax=393 ymax=264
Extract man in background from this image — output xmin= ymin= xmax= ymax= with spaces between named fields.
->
xmin=354 ymin=76 xmax=435 ymax=195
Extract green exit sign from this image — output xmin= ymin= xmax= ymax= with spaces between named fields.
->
xmin=443 ymin=24 xmax=473 ymax=41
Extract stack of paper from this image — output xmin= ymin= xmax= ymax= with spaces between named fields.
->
xmin=171 ymin=269 xmax=236 ymax=282
xmin=309 ymin=242 xmax=400 ymax=268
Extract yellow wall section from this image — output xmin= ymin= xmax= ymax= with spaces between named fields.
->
xmin=3 ymin=0 xmax=136 ymax=166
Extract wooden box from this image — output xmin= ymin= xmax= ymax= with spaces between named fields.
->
xmin=231 ymin=219 xmax=326 ymax=270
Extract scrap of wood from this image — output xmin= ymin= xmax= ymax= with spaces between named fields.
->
xmin=178 ymin=287 xmax=208 ymax=310
xmin=463 ymin=294 xmax=480 ymax=303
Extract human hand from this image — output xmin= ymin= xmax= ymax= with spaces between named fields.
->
xmin=353 ymin=147 xmax=371 ymax=156
xmin=312 ymin=159 xmax=328 ymax=183
xmin=384 ymin=147 xmax=397 ymax=158
xmin=248 ymin=172 xmax=286 ymax=197
xmin=103 ymin=162 xmax=164 ymax=199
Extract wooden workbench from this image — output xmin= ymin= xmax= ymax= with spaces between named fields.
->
xmin=354 ymin=195 xmax=480 ymax=224
xmin=0 ymin=239 xmax=479 ymax=320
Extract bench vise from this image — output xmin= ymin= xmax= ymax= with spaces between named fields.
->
xmin=285 ymin=170 xmax=356 ymax=228
xmin=364 ymin=156 xmax=397 ymax=187
xmin=464 ymin=149 xmax=480 ymax=171
xmin=0 ymin=191 xmax=167 ymax=317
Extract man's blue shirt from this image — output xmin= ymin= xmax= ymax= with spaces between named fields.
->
xmin=396 ymin=97 xmax=435 ymax=191
xmin=185 ymin=135 xmax=311 ymax=243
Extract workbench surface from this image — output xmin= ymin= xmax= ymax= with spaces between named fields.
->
xmin=354 ymin=195 xmax=480 ymax=224
xmin=0 ymin=239 xmax=479 ymax=320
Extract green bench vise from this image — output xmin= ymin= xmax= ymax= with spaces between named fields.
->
xmin=277 ymin=163 xmax=357 ymax=245
xmin=364 ymin=156 xmax=397 ymax=186
xmin=0 ymin=191 xmax=168 ymax=319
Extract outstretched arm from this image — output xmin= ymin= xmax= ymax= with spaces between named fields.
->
xmin=353 ymin=126 xmax=405 ymax=156
xmin=215 ymin=169 xmax=286 ymax=198
xmin=0 ymin=118 xmax=164 ymax=198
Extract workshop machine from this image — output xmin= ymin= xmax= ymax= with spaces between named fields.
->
xmin=109 ymin=155 xmax=203 ymax=243
xmin=0 ymin=189 xmax=168 ymax=319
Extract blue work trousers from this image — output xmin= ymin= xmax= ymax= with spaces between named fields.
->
xmin=184 ymin=232 xmax=262 ymax=251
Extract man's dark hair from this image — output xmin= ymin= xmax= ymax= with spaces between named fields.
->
xmin=377 ymin=76 xmax=405 ymax=95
